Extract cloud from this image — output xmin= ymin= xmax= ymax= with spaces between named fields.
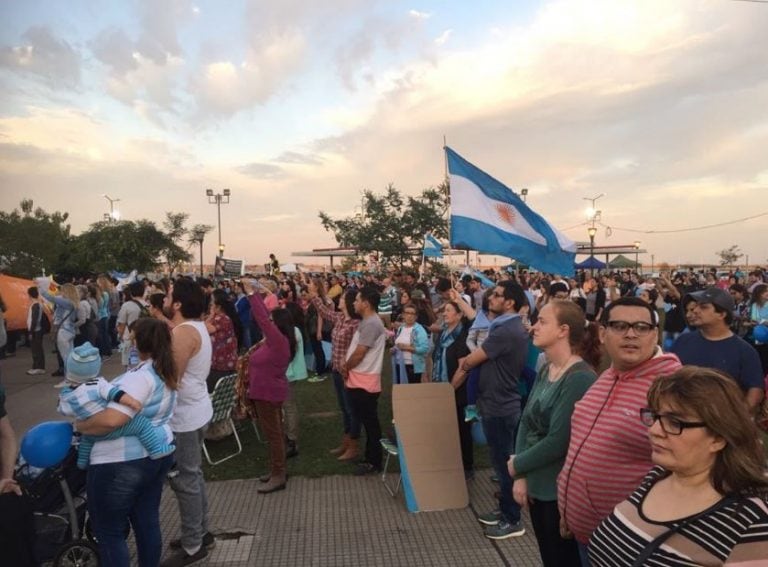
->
xmin=237 ymin=162 xmax=285 ymax=179
xmin=250 ymin=213 xmax=299 ymax=223
xmin=408 ymin=10 xmax=432 ymax=20
xmin=0 ymin=27 xmax=81 ymax=88
xmin=191 ymin=30 xmax=306 ymax=118
xmin=273 ymin=151 xmax=323 ymax=165
xmin=435 ymin=29 xmax=453 ymax=46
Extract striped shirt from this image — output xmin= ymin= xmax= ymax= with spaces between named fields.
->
xmin=312 ymin=297 xmax=359 ymax=372
xmin=589 ymin=466 xmax=768 ymax=566
xmin=558 ymin=350 xmax=682 ymax=543
xmin=58 ymin=377 xmax=121 ymax=420
xmin=89 ymin=360 xmax=176 ymax=465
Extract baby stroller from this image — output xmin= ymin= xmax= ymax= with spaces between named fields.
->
xmin=16 ymin=421 xmax=100 ymax=567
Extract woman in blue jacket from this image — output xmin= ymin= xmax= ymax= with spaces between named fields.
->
xmin=392 ymin=303 xmax=430 ymax=383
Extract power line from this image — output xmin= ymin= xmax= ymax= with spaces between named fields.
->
xmin=595 ymin=211 xmax=768 ymax=235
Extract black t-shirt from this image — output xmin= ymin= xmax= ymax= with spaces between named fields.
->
xmin=0 ymin=384 xmax=6 ymax=420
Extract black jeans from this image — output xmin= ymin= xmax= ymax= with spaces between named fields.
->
xmin=395 ymin=364 xmax=422 ymax=384
xmin=530 ymin=499 xmax=581 ymax=567
xmin=455 ymin=402 xmax=473 ymax=472
xmin=309 ymin=336 xmax=327 ymax=374
xmin=30 ymin=330 xmax=45 ymax=370
xmin=347 ymin=387 xmax=382 ymax=469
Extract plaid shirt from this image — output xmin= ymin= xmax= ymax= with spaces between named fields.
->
xmin=312 ymin=297 xmax=359 ymax=371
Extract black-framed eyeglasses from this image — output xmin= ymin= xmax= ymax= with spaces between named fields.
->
xmin=639 ymin=408 xmax=706 ymax=436
xmin=605 ymin=320 xmax=656 ymax=336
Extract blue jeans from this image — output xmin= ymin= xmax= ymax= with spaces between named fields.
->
xmin=87 ymin=454 xmax=173 ymax=567
xmin=577 ymin=541 xmax=590 ymax=566
xmin=332 ymin=370 xmax=360 ymax=437
xmin=482 ymin=413 xmax=521 ymax=524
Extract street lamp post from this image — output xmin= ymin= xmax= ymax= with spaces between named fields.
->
xmin=634 ymin=240 xmax=641 ymax=273
xmin=102 ymin=194 xmax=121 ymax=222
xmin=206 ymin=188 xmax=231 ymax=261
xmin=588 ymin=226 xmax=597 ymax=276
xmin=520 ymin=188 xmax=528 ymax=202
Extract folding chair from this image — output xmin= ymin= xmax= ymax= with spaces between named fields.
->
xmin=202 ymin=374 xmax=242 ymax=465
xmin=379 ymin=438 xmax=402 ymax=497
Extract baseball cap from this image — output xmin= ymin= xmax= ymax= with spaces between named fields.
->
xmin=684 ymin=287 xmax=735 ymax=312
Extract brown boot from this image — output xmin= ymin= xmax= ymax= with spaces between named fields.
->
xmin=257 ymin=474 xmax=286 ymax=494
xmin=258 ymin=472 xmax=271 ymax=483
xmin=337 ymin=438 xmax=360 ymax=461
xmin=329 ymin=434 xmax=351 ymax=456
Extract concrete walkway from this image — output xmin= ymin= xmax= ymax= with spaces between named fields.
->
xmin=2 ymin=338 xmax=543 ymax=566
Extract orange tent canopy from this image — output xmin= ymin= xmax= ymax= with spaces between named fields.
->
xmin=0 ymin=274 xmax=49 ymax=332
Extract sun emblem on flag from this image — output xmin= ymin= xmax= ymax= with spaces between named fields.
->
xmin=495 ymin=203 xmax=516 ymax=227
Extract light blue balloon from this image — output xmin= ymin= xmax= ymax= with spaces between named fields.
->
xmin=21 ymin=421 xmax=73 ymax=468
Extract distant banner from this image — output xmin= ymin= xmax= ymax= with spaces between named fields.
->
xmin=215 ymin=256 xmax=243 ymax=278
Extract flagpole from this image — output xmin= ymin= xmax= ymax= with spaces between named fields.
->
xmin=443 ymin=134 xmax=452 ymax=278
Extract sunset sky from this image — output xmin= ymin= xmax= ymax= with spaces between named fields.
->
xmin=1 ymin=0 xmax=766 ymax=270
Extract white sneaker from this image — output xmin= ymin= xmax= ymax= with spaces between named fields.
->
xmin=53 ymin=380 xmax=68 ymax=389
xmin=26 ymin=369 xmax=46 ymax=375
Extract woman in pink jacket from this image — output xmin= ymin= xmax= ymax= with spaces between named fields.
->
xmin=242 ymin=280 xmax=295 ymax=494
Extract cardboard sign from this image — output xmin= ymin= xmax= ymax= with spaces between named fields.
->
xmin=392 ymin=382 xmax=469 ymax=512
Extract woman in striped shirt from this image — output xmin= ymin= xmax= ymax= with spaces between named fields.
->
xmin=76 ymin=318 xmax=178 ymax=567
xmin=589 ymin=366 xmax=768 ymax=566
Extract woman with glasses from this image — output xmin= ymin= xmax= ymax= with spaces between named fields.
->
xmin=507 ymin=300 xmax=600 ymax=567
xmin=392 ymin=303 xmax=430 ymax=384
xmin=589 ymin=366 xmax=768 ymax=566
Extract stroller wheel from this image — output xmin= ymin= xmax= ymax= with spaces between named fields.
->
xmin=53 ymin=539 xmax=100 ymax=567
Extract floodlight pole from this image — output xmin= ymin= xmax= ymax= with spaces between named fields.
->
xmin=206 ymin=188 xmax=231 ymax=258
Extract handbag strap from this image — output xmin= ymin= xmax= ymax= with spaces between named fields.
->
xmin=630 ymin=496 xmax=737 ymax=567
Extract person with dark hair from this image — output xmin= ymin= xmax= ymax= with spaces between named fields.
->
xmin=310 ymin=285 xmax=362 ymax=461
xmin=559 ymin=296 xmax=682 ymax=563
xmin=344 ymin=286 xmax=386 ymax=475
xmin=507 ymin=300 xmax=599 ymax=567
xmin=76 ymin=318 xmax=179 ymax=567
xmin=729 ymin=283 xmax=750 ymax=337
xmin=26 ymin=286 xmax=46 ymax=375
xmin=589 ymin=367 xmax=768 ymax=566
xmin=748 ymin=283 xmax=768 ymax=373
xmin=161 ymin=278 xmax=214 ymax=566
xmin=452 ymin=280 xmax=529 ymax=539
xmin=282 ymin=303 xmax=308 ymax=458
xmin=148 ymin=292 xmax=173 ymax=329
xmin=241 ymin=280 xmax=293 ymax=494
xmin=117 ymin=281 xmax=147 ymax=370
xmin=670 ymin=288 xmax=764 ymax=412
xmin=204 ymin=289 xmax=241 ymax=394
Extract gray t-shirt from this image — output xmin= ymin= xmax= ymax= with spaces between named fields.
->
xmin=116 ymin=300 xmax=142 ymax=340
xmin=477 ymin=314 xmax=528 ymax=418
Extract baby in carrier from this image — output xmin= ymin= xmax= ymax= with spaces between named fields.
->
xmin=57 ymin=342 xmax=174 ymax=469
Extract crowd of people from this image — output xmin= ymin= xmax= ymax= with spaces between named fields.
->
xmin=1 ymin=262 xmax=767 ymax=566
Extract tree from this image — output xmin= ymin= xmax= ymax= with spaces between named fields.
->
xmin=716 ymin=245 xmax=743 ymax=267
xmin=163 ymin=212 xmax=191 ymax=273
xmin=318 ymin=183 xmax=449 ymax=269
xmin=188 ymin=224 xmax=214 ymax=275
xmin=66 ymin=219 xmax=184 ymax=274
xmin=0 ymin=199 xmax=72 ymax=278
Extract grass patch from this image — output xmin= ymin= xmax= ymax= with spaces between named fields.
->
xmin=203 ymin=361 xmax=489 ymax=481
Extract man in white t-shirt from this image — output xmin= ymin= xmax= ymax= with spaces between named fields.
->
xmin=343 ymin=286 xmax=386 ymax=475
xmin=116 ymin=281 xmax=146 ymax=369
xmin=161 ymin=278 xmax=213 ymax=567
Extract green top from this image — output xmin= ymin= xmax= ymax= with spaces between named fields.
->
xmin=513 ymin=360 xmax=596 ymax=501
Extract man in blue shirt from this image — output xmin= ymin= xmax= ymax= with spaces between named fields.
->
xmin=670 ymin=287 xmax=764 ymax=413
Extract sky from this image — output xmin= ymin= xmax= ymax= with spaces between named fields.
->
xmin=1 ymin=0 xmax=767 ymax=270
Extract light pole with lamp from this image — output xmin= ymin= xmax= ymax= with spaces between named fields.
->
xmin=206 ymin=188 xmax=231 ymax=262
xmin=102 ymin=194 xmax=121 ymax=222
xmin=634 ymin=240 xmax=641 ymax=273
xmin=520 ymin=188 xmax=528 ymax=202
xmin=588 ymin=226 xmax=597 ymax=276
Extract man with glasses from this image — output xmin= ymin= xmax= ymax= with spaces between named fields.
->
xmin=558 ymin=297 xmax=681 ymax=562
xmin=670 ymin=288 xmax=763 ymax=413
xmin=453 ymin=281 xmax=529 ymax=540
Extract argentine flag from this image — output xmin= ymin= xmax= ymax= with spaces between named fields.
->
xmin=446 ymin=147 xmax=576 ymax=276
xmin=423 ymin=233 xmax=444 ymax=258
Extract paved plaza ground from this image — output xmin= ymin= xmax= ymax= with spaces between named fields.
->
xmin=2 ymin=339 xmax=543 ymax=566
